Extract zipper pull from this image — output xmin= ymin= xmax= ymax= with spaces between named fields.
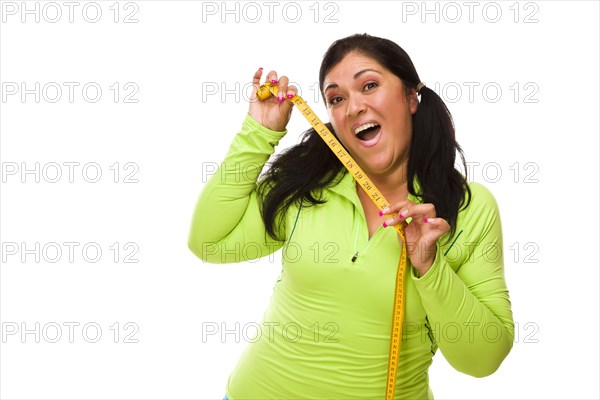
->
xmin=351 ymin=252 xmax=359 ymax=262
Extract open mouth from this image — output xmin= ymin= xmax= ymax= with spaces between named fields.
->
xmin=354 ymin=122 xmax=382 ymax=146
xmin=356 ymin=125 xmax=381 ymax=141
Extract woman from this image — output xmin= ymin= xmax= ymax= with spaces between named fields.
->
xmin=189 ymin=33 xmax=514 ymax=399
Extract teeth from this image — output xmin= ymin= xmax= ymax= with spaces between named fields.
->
xmin=354 ymin=123 xmax=379 ymax=135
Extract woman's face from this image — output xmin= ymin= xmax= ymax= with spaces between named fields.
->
xmin=323 ymin=52 xmax=417 ymax=179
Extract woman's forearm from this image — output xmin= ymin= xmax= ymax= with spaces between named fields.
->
xmin=188 ymin=114 xmax=287 ymax=262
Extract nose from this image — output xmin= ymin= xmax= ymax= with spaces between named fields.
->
xmin=346 ymin=94 xmax=367 ymax=118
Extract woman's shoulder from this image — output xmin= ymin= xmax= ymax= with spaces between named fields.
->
xmin=457 ymin=180 xmax=502 ymax=234
xmin=465 ymin=181 xmax=499 ymax=209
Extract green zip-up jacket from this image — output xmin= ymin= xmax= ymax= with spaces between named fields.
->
xmin=188 ymin=114 xmax=514 ymax=399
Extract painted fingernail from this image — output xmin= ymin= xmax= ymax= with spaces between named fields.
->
xmin=378 ymin=211 xmax=383 ymax=216
xmin=398 ymin=213 xmax=404 ymax=219
xmin=277 ymin=96 xmax=284 ymax=102
xmin=381 ymin=207 xmax=390 ymax=214
xmin=383 ymin=218 xmax=394 ymax=227
xmin=424 ymin=218 xmax=428 ymax=223
xmin=383 ymin=222 xmax=388 ymax=228
xmin=424 ymin=218 xmax=435 ymax=223
xmin=287 ymin=93 xmax=294 ymax=98
xmin=271 ymin=79 xmax=278 ymax=84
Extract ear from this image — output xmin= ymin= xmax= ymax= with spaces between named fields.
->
xmin=409 ymin=89 xmax=419 ymax=115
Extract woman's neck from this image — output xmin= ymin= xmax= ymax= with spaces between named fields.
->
xmin=358 ymin=163 xmax=410 ymax=205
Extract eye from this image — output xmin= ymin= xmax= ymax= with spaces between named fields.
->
xmin=327 ymin=96 xmax=343 ymax=106
xmin=364 ymin=81 xmax=378 ymax=91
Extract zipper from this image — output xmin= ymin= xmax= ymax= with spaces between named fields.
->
xmin=350 ymin=210 xmax=384 ymax=263
xmin=351 ymin=221 xmax=360 ymax=262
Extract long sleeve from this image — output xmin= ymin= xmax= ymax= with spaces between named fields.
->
xmin=411 ymin=182 xmax=514 ymax=377
xmin=188 ymin=114 xmax=287 ymax=263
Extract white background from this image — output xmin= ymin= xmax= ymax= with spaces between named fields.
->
xmin=1 ymin=1 xmax=599 ymax=399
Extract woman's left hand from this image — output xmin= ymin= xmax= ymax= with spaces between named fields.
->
xmin=380 ymin=200 xmax=450 ymax=277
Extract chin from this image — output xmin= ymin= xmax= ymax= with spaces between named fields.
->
xmin=358 ymin=156 xmax=396 ymax=176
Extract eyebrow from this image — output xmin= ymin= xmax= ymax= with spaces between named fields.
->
xmin=323 ymin=68 xmax=382 ymax=93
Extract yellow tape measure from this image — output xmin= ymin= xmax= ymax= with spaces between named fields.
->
xmin=257 ymin=82 xmax=407 ymax=399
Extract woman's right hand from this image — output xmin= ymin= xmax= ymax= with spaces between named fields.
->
xmin=248 ymin=68 xmax=297 ymax=132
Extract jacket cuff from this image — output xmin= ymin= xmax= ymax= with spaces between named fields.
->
xmin=411 ymin=244 xmax=446 ymax=286
xmin=244 ymin=113 xmax=288 ymax=138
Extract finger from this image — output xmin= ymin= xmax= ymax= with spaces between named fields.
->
xmin=265 ymin=70 xmax=278 ymax=85
xmin=422 ymin=217 xmax=451 ymax=237
xmin=257 ymin=70 xmax=279 ymax=102
xmin=277 ymin=75 xmax=289 ymax=102
xmin=250 ymin=67 xmax=264 ymax=101
xmin=284 ymin=85 xmax=297 ymax=116
xmin=252 ymin=67 xmax=263 ymax=86
xmin=422 ymin=217 xmax=447 ymax=227
xmin=380 ymin=199 xmax=415 ymax=227
xmin=402 ymin=203 xmax=436 ymax=224
xmin=379 ymin=199 xmax=414 ymax=228
xmin=277 ymin=77 xmax=295 ymax=117
xmin=382 ymin=203 xmax=436 ymax=228
xmin=286 ymin=84 xmax=298 ymax=100
xmin=379 ymin=199 xmax=415 ymax=217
